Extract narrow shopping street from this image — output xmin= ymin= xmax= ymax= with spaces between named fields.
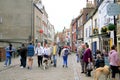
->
xmin=0 ymin=54 xmax=94 ymax=80
xmin=0 ymin=54 xmax=120 ymax=80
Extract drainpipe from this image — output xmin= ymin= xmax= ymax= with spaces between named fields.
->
xmin=76 ymin=20 xmax=78 ymax=43
xmin=31 ymin=0 xmax=35 ymax=45
xmin=114 ymin=0 xmax=117 ymax=45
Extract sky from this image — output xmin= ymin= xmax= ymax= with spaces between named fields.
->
xmin=42 ymin=0 xmax=86 ymax=32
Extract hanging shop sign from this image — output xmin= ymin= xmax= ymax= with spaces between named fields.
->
xmin=39 ymin=29 xmax=43 ymax=33
xmin=107 ymin=3 xmax=120 ymax=16
xmin=107 ymin=23 xmax=115 ymax=31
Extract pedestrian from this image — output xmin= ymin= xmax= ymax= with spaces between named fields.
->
xmin=83 ymin=43 xmax=93 ymax=77
xmin=47 ymin=44 xmax=52 ymax=59
xmin=95 ymin=50 xmax=104 ymax=68
xmin=17 ymin=46 xmax=22 ymax=66
xmin=61 ymin=46 xmax=70 ymax=68
xmin=109 ymin=45 xmax=120 ymax=80
xmin=4 ymin=43 xmax=15 ymax=66
xmin=103 ymin=49 xmax=109 ymax=66
xmin=78 ymin=43 xmax=85 ymax=73
xmin=35 ymin=43 xmax=44 ymax=67
xmin=76 ymin=50 xmax=80 ymax=63
xmin=52 ymin=42 xmax=58 ymax=67
xmin=43 ymin=44 xmax=50 ymax=58
xmin=76 ymin=43 xmax=80 ymax=63
xmin=27 ymin=42 xmax=34 ymax=69
xmin=58 ymin=46 xmax=62 ymax=57
xmin=20 ymin=43 xmax=27 ymax=68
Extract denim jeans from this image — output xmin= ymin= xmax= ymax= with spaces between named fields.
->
xmin=4 ymin=56 xmax=11 ymax=66
xmin=53 ymin=55 xmax=57 ymax=66
xmin=63 ymin=55 xmax=68 ymax=66
xmin=21 ymin=57 xmax=27 ymax=67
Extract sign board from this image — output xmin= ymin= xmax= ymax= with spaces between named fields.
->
xmin=117 ymin=20 xmax=120 ymax=25
xmin=107 ymin=3 xmax=120 ymax=16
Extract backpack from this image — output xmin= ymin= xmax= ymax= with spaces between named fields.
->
xmin=64 ymin=49 xmax=69 ymax=56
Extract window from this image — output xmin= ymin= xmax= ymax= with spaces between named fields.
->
xmin=86 ymin=28 xmax=88 ymax=37
xmin=95 ymin=19 xmax=97 ymax=27
xmin=86 ymin=13 xmax=89 ymax=21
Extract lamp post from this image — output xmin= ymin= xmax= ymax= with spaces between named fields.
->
xmin=30 ymin=0 xmax=39 ymax=45
xmin=114 ymin=0 xmax=117 ymax=45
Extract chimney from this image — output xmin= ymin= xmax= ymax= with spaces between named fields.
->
xmin=86 ymin=1 xmax=94 ymax=8
xmin=94 ymin=0 xmax=97 ymax=7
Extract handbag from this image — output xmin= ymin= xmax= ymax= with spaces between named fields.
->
xmin=87 ymin=62 xmax=94 ymax=71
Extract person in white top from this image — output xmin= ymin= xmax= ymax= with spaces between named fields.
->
xmin=61 ymin=46 xmax=70 ymax=68
xmin=35 ymin=43 xmax=44 ymax=67
xmin=43 ymin=44 xmax=50 ymax=58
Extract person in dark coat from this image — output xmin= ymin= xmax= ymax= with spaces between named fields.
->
xmin=58 ymin=46 xmax=62 ymax=57
xmin=20 ymin=43 xmax=27 ymax=68
xmin=83 ymin=43 xmax=92 ymax=77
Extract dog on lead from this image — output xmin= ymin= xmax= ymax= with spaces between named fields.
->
xmin=43 ymin=57 xmax=52 ymax=70
xmin=94 ymin=65 xmax=110 ymax=80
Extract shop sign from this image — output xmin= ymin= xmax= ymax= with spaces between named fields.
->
xmin=107 ymin=3 xmax=120 ymax=16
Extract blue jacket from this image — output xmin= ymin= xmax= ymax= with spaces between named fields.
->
xmin=5 ymin=46 xmax=15 ymax=57
xmin=27 ymin=45 xmax=34 ymax=57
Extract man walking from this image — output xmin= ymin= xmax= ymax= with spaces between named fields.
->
xmin=27 ymin=43 xmax=34 ymax=69
xmin=78 ymin=44 xmax=85 ymax=73
xmin=4 ymin=43 xmax=15 ymax=66
xmin=35 ymin=43 xmax=44 ymax=67
xmin=20 ymin=43 xmax=27 ymax=68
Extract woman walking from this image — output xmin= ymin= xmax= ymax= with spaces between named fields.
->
xmin=61 ymin=46 xmax=70 ymax=68
xmin=109 ymin=45 xmax=120 ymax=80
xmin=83 ymin=43 xmax=92 ymax=77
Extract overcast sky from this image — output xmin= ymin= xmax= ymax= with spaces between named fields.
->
xmin=42 ymin=0 xmax=86 ymax=32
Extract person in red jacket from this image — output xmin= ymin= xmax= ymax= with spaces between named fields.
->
xmin=83 ymin=43 xmax=92 ymax=77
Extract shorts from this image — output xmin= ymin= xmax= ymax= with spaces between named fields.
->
xmin=28 ymin=57 xmax=33 ymax=61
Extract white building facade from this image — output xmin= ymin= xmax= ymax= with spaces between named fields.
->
xmin=98 ymin=0 xmax=115 ymax=52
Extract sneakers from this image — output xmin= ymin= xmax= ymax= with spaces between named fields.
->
xmin=4 ymin=65 xmax=7 ymax=67
xmin=81 ymin=71 xmax=84 ymax=73
xmin=27 ymin=66 xmax=32 ymax=70
xmin=62 ymin=65 xmax=68 ymax=68
xmin=20 ymin=66 xmax=23 ymax=68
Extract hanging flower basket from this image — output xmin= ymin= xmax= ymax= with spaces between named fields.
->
xmin=108 ymin=23 xmax=115 ymax=31
xmin=93 ymin=28 xmax=98 ymax=34
xmin=101 ymin=26 xmax=107 ymax=34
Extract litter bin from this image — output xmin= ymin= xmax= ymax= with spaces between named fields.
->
xmin=0 ymin=47 xmax=6 ymax=62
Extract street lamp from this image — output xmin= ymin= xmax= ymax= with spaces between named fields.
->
xmin=30 ymin=0 xmax=39 ymax=44
xmin=113 ymin=0 xmax=117 ymax=45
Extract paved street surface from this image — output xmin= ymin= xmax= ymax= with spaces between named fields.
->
xmin=0 ymin=54 xmax=119 ymax=80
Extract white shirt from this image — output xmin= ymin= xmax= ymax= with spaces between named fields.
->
xmin=43 ymin=47 xmax=49 ymax=55
xmin=35 ymin=46 xmax=44 ymax=56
